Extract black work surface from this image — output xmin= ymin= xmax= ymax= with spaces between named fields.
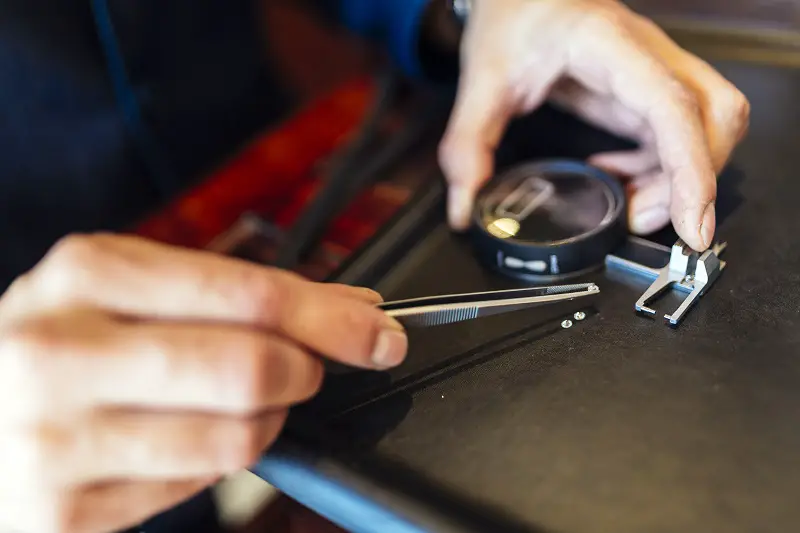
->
xmin=254 ymin=60 xmax=800 ymax=533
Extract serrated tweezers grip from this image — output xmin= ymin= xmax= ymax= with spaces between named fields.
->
xmin=393 ymin=306 xmax=481 ymax=328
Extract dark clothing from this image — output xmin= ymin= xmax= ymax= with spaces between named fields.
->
xmin=0 ymin=0 xmax=428 ymax=288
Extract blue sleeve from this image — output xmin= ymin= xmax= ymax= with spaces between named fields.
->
xmin=314 ymin=0 xmax=432 ymax=77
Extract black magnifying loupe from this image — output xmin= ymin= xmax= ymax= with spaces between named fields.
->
xmin=470 ymin=159 xmax=628 ymax=281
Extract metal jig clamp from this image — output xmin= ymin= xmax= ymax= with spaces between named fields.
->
xmin=606 ymin=239 xmax=727 ymax=327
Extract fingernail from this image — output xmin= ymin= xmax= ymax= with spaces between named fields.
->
xmin=630 ymin=206 xmax=669 ymax=235
xmin=360 ymin=287 xmax=384 ymax=303
xmin=700 ymin=202 xmax=716 ymax=249
xmin=371 ymin=329 xmax=408 ymax=369
xmin=448 ymin=186 xmax=472 ymax=230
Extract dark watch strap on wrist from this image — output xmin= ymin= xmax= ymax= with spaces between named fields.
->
xmin=418 ymin=0 xmax=469 ymax=82
xmin=451 ymin=0 xmax=472 ymax=24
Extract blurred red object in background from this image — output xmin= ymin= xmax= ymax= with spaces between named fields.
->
xmin=134 ymin=77 xmax=417 ymax=281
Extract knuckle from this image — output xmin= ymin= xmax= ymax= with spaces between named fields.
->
xmin=0 ymin=274 xmax=33 ymax=323
xmin=437 ymin=138 xmax=459 ymax=178
xmin=243 ymin=339 xmax=322 ymax=408
xmin=337 ymin=305 xmax=382 ymax=358
xmin=4 ymin=272 xmax=32 ymax=298
xmin=45 ymin=234 xmax=103 ymax=269
xmin=581 ymin=5 xmax=629 ymax=36
xmin=304 ymin=359 xmax=325 ymax=399
xmin=288 ymin=356 xmax=324 ymax=405
xmin=35 ymin=233 xmax=110 ymax=297
xmin=655 ymin=78 xmax=699 ymax=116
xmin=725 ymin=85 xmax=751 ymax=132
xmin=737 ymin=92 xmax=751 ymax=122
xmin=671 ymin=81 xmax=699 ymax=111
xmin=0 ymin=425 xmax=64 ymax=487
xmin=243 ymin=270 xmax=290 ymax=326
xmin=228 ymin=337 xmax=293 ymax=409
xmin=236 ymin=342 xmax=276 ymax=409
xmin=1 ymin=317 xmax=69 ymax=363
xmin=0 ymin=320 xmax=52 ymax=379
xmin=1 ymin=489 xmax=65 ymax=533
xmin=0 ymin=318 xmax=76 ymax=416
xmin=225 ymin=418 xmax=280 ymax=467
xmin=437 ymin=137 xmax=477 ymax=186
xmin=38 ymin=491 xmax=71 ymax=533
xmin=438 ymin=135 xmax=456 ymax=161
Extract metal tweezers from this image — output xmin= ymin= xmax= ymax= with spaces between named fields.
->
xmin=376 ymin=283 xmax=600 ymax=328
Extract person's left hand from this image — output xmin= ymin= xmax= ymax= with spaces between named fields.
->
xmin=438 ymin=0 xmax=750 ymax=252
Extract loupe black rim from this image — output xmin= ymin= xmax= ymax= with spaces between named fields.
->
xmin=472 ymin=159 xmax=625 ymax=247
xmin=469 ymin=158 xmax=628 ymax=281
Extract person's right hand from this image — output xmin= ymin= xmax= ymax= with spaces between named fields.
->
xmin=0 ymin=234 xmax=408 ymax=533
xmin=439 ymin=0 xmax=750 ymax=252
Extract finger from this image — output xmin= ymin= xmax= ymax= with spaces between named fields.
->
xmin=27 ymin=235 xmax=408 ymax=370
xmin=67 ymin=479 xmax=216 ymax=533
xmin=626 ymin=171 xmax=673 ymax=235
xmin=589 ymin=148 xmax=660 ymax=178
xmin=32 ymin=235 xmax=368 ymax=320
xmin=321 ymin=284 xmax=383 ymax=304
xmin=549 ymin=78 xmax=651 ymax=141
xmin=630 ymin=15 xmax=751 ymax=171
xmin=439 ymin=70 xmax=515 ymax=230
xmin=6 ymin=411 xmax=287 ymax=486
xmin=0 ymin=313 xmax=324 ymax=415
xmin=569 ymin=12 xmax=717 ymax=250
xmin=0 ymin=478 xmax=214 ymax=533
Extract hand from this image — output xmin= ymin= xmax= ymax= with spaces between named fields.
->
xmin=0 ymin=234 xmax=407 ymax=533
xmin=439 ymin=0 xmax=750 ymax=251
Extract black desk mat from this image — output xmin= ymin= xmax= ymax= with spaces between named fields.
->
xmin=255 ymin=60 xmax=800 ymax=533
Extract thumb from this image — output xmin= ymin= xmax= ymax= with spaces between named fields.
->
xmin=438 ymin=71 xmax=512 ymax=230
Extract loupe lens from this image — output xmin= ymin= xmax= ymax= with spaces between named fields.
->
xmin=478 ymin=164 xmax=616 ymax=244
xmin=470 ymin=160 xmax=627 ymax=281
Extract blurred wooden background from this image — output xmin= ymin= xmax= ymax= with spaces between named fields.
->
xmin=626 ymin=0 xmax=799 ymax=28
